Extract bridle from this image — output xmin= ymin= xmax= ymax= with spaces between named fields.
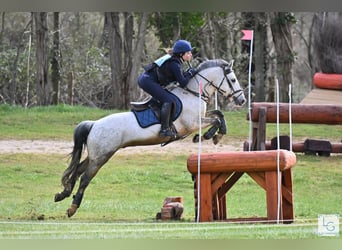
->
xmin=186 ymin=64 xmax=244 ymax=103
xmin=221 ymin=66 xmax=245 ymax=101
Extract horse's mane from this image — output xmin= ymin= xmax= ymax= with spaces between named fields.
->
xmin=195 ymin=59 xmax=229 ymax=72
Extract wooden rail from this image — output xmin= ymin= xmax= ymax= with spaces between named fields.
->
xmin=249 ymin=102 xmax=342 ymax=124
xmin=247 ymin=102 xmax=342 ymax=152
xmin=243 ymin=140 xmax=342 ymax=154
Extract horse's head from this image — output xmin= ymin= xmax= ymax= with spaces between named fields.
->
xmin=192 ymin=59 xmax=246 ymax=106
xmin=221 ymin=60 xmax=246 ymax=106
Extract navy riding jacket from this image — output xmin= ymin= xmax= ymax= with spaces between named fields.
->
xmin=146 ymin=56 xmax=193 ymax=88
xmin=138 ymin=55 xmax=193 ymax=104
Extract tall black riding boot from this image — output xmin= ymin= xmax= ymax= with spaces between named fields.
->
xmin=159 ymin=102 xmax=177 ymax=138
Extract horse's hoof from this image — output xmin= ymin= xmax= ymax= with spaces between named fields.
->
xmin=213 ymin=135 xmax=219 ymax=145
xmin=192 ymin=134 xmax=199 ymax=143
xmin=212 ymin=134 xmax=223 ymax=145
xmin=67 ymin=204 xmax=78 ymax=217
xmin=54 ymin=193 xmax=64 ymax=202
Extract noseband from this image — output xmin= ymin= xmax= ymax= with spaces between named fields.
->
xmin=222 ymin=67 xmax=245 ymax=100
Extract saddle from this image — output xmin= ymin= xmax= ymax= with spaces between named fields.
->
xmin=131 ymin=97 xmax=161 ymax=121
xmin=130 ymin=92 xmax=183 ymax=129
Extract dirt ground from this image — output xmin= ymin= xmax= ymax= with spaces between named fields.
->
xmin=0 ymin=138 xmax=243 ymax=155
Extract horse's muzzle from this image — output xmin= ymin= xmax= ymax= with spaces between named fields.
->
xmin=233 ymin=94 xmax=246 ymax=106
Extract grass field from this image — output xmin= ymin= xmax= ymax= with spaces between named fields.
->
xmin=0 ymin=220 xmax=323 ymax=239
xmin=0 ymin=104 xmax=341 ymax=239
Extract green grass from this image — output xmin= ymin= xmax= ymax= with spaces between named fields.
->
xmin=0 ymin=104 xmax=118 ymax=140
xmin=0 ymin=152 xmax=341 ymax=238
xmin=0 ymin=220 xmax=323 ymax=239
xmin=0 ymin=104 xmax=341 ymax=239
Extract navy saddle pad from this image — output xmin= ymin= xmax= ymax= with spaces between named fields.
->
xmin=132 ymin=94 xmax=182 ymax=128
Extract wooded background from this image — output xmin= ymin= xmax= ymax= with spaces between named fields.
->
xmin=0 ymin=12 xmax=341 ymax=110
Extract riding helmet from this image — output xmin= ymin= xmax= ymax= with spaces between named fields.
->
xmin=172 ymin=40 xmax=193 ymax=54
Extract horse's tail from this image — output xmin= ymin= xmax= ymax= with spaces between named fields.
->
xmin=61 ymin=121 xmax=94 ymax=188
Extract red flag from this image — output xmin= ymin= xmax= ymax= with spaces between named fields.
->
xmin=241 ymin=30 xmax=253 ymax=41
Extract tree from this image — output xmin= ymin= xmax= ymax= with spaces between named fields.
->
xmin=0 ymin=13 xmax=33 ymax=105
xmin=0 ymin=13 xmax=5 ymax=51
xmin=51 ymin=12 xmax=60 ymax=105
xmin=34 ymin=12 xmax=51 ymax=105
xmin=269 ymin=12 xmax=295 ymax=102
xmin=241 ymin=12 xmax=270 ymax=102
xmin=0 ymin=12 xmax=315 ymax=108
xmin=126 ymin=13 xmax=149 ymax=103
xmin=150 ymin=12 xmax=205 ymax=49
xmin=106 ymin=12 xmax=124 ymax=109
xmin=312 ymin=12 xmax=342 ymax=74
xmin=105 ymin=12 xmax=149 ymax=109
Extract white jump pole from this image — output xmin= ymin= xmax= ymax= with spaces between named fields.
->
xmin=288 ymin=84 xmax=293 ymax=151
xmin=196 ymin=81 xmax=203 ymax=223
xmin=275 ymin=78 xmax=281 ymax=224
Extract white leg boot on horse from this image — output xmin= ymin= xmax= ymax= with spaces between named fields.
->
xmin=159 ymin=102 xmax=177 ymax=139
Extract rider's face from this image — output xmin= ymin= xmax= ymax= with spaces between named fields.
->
xmin=182 ymin=51 xmax=192 ymax=62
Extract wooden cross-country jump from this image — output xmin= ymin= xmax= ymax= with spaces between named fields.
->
xmin=187 ymin=149 xmax=296 ymax=223
xmin=247 ymin=102 xmax=342 ymax=152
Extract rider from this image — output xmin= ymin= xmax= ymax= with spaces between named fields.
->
xmin=138 ymin=39 xmax=197 ymax=138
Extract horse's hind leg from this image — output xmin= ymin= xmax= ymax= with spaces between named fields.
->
xmin=66 ymin=159 xmax=105 ymax=217
xmin=54 ymin=158 xmax=89 ymax=202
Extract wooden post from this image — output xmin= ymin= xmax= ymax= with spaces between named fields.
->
xmin=198 ymin=174 xmax=213 ymax=222
xmin=281 ymin=169 xmax=294 ymax=223
xmin=257 ymin=107 xmax=267 ymax=150
xmin=265 ymin=171 xmax=282 ymax=222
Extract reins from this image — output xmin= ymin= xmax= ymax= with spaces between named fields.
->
xmin=185 ymin=64 xmax=244 ymax=102
xmin=184 ymin=79 xmax=209 ymax=103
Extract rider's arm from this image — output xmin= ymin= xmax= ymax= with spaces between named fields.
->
xmin=168 ymin=61 xmax=193 ymax=88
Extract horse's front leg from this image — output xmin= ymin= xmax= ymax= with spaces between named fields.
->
xmin=206 ymin=110 xmax=226 ymax=134
xmin=208 ymin=110 xmax=227 ymax=144
xmin=192 ymin=110 xmax=227 ymax=145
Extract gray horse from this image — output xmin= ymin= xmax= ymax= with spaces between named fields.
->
xmin=54 ymin=59 xmax=246 ymax=217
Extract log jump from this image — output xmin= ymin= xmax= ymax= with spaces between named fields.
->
xmin=248 ymin=102 xmax=342 ymax=151
xmin=249 ymin=102 xmax=342 ymax=124
xmin=244 ymin=140 xmax=342 ymax=155
xmin=187 ymin=150 xmax=297 ymax=223
xmin=313 ymin=72 xmax=342 ymax=90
